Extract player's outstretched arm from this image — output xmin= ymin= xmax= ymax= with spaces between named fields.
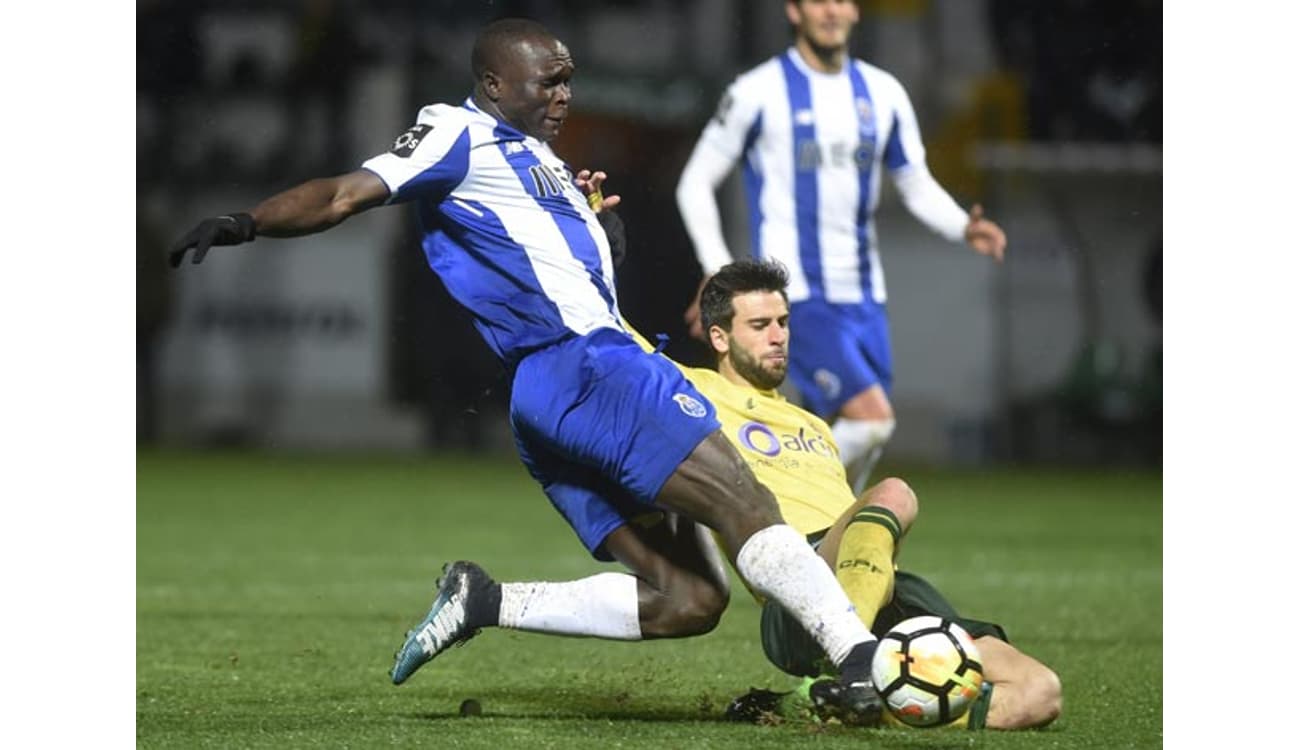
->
xmin=168 ymin=169 xmax=390 ymax=267
xmin=891 ymin=168 xmax=1007 ymax=264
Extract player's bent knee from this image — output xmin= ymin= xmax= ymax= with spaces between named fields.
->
xmin=1027 ymin=666 xmax=1063 ymax=726
xmin=868 ymin=476 xmax=918 ymax=529
xmin=642 ymin=578 xmax=729 ymax=638
xmin=998 ymin=665 xmax=1062 ymax=729
xmin=677 ymin=592 xmax=728 ymax=636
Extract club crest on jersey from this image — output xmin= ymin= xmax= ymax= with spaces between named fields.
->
xmin=673 ymin=393 xmax=707 ymax=418
xmin=855 ymin=98 xmax=877 ymax=141
xmin=390 ymin=124 xmax=433 ymax=157
xmin=855 ymin=97 xmax=873 ymax=123
xmin=814 ymin=369 xmax=842 ymax=400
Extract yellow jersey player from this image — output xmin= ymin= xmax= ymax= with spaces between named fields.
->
xmin=630 ymin=258 xmax=1059 ymax=730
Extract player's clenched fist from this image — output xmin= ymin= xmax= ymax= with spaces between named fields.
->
xmin=168 ymin=213 xmax=257 ymax=267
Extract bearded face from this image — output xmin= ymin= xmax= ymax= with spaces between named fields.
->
xmin=711 ymin=290 xmax=790 ymax=391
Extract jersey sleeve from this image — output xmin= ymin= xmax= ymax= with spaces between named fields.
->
xmin=675 ymin=76 xmax=765 ymax=276
xmin=876 ymin=72 xmax=968 ymax=242
xmin=878 ymin=72 xmax=928 ymax=173
xmin=694 ymin=77 xmax=765 ymax=165
xmin=361 ymin=105 xmax=472 ymax=205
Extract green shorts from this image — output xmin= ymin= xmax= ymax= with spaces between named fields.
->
xmin=760 ymin=570 xmax=1009 ymax=678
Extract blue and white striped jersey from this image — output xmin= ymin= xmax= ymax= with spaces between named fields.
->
xmin=678 ymin=48 xmax=967 ymax=306
xmin=363 ymin=100 xmax=620 ymax=366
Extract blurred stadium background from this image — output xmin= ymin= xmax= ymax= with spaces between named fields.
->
xmin=137 ymin=0 xmax=1161 ymax=468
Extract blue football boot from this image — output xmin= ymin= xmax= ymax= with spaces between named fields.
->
xmin=390 ymin=561 xmax=495 ymax=685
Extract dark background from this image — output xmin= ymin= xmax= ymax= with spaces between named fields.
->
xmin=137 ymin=0 xmax=1161 ymax=465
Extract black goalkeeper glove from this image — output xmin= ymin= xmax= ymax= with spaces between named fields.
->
xmin=596 ymin=209 xmax=627 ymax=269
xmin=168 ymin=213 xmax=257 ymax=268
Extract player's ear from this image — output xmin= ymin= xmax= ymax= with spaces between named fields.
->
xmin=784 ymin=0 xmax=802 ymax=27
xmin=482 ymin=70 xmax=503 ymax=101
xmin=708 ymin=325 xmax=729 ymax=355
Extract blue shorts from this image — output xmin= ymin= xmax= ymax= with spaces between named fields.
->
xmin=787 ymin=299 xmax=893 ymax=419
xmin=510 ymin=327 xmax=721 ymax=560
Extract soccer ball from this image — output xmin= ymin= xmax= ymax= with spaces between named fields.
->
xmin=870 ymin=616 xmax=984 ymax=727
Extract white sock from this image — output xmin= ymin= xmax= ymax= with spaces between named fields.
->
xmin=499 ymin=572 xmax=642 ymax=640
xmin=832 ymin=417 xmax=896 ymax=496
xmin=735 ymin=524 xmax=874 ymax=666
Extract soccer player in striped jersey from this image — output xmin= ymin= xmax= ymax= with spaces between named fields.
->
xmin=676 ymin=0 xmax=1007 ymax=496
xmin=167 ymin=17 xmax=884 ymax=724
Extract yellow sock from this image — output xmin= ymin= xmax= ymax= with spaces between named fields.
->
xmin=835 ymin=506 xmax=901 ymax=628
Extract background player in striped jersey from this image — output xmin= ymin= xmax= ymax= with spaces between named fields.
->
xmin=167 ymin=17 xmax=884 ymax=724
xmin=676 ymin=0 xmax=1007 ymax=495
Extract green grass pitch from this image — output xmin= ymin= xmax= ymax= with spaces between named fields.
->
xmin=137 ymin=451 xmax=1161 ymax=748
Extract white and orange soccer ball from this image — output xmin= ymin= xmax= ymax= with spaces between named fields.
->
xmin=870 ymin=616 xmax=985 ymax=727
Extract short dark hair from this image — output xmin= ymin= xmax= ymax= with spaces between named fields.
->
xmin=699 ymin=259 xmax=790 ymax=333
xmin=471 ymin=18 xmax=553 ymax=78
